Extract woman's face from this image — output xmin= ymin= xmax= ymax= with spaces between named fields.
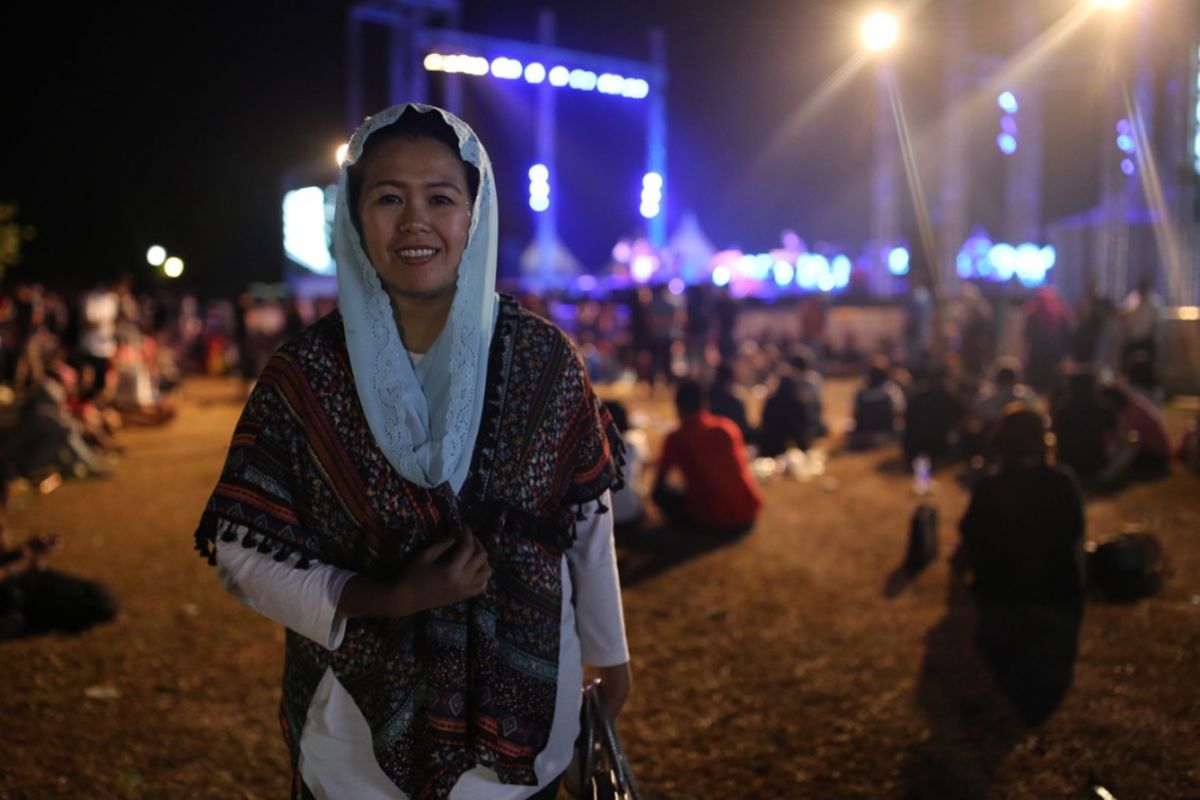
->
xmin=356 ymin=136 xmax=472 ymax=302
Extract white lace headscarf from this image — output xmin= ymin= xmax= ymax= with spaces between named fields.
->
xmin=334 ymin=104 xmax=497 ymax=494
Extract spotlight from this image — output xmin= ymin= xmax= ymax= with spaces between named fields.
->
xmin=862 ymin=12 xmax=899 ymax=52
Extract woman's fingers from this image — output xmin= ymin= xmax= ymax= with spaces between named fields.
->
xmin=419 ymin=535 xmax=458 ymax=564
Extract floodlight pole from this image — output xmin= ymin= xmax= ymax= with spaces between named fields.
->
xmin=869 ymin=60 xmax=900 ymax=297
xmin=647 ymin=27 xmax=668 ymax=249
xmin=535 ymin=9 xmax=557 ymax=291
xmin=938 ymin=0 xmax=970 ymax=298
xmin=1004 ymin=0 xmax=1043 ymax=247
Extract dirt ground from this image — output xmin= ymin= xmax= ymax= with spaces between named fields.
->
xmin=0 ymin=376 xmax=1197 ymax=800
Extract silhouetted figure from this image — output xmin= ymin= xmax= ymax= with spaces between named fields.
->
xmin=1072 ymin=276 xmax=1114 ymax=365
xmin=1022 ymin=286 xmax=1072 ymax=394
xmin=707 ymin=362 xmax=749 ymax=441
xmin=960 ymin=408 xmax=1085 ymax=727
xmin=903 ymin=366 xmax=966 ymax=466
xmin=757 ymin=375 xmax=809 ymax=458
xmin=1050 ymin=370 xmax=1115 ymax=482
xmin=847 ymin=356 xmax=905 ymax=450
xmin=789 ymin=346 xmax=826 ymax=441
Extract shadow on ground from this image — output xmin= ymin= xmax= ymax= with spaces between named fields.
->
xmin=614 ymin=523 xmax=748 ymax=588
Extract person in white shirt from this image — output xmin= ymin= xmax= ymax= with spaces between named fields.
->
xmin=195 ymin=104 xmax=630 ymax=800
xmin=1118 ymin=276 xmax=1162 ymax=371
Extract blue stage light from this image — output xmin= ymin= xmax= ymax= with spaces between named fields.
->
xmin=549 ymin=66 xmax=570 ymax=86
xmin=997 ymin=133 xmax=1018 ymax=155
xmin=956 ymin=252 xmax=973 ymax=279
xmin=622 ymin=78 xmax=650 ymax=99
xmin=490 ymin=57 xmax=523 ymax=80
xmin=997 ymin=91 xmax=1019 ymax=114
xmin=988 ymin=243 xmax=1017 ymax=281
xmin=774 ymin=262 xmax=795 ymax=287
xmin=1001 ymin=116 xmax=1018 ymax=135
xmin=1121 ymin=158 xmax=1136 ymax=176
xmin=642 ymin=172 xmax=663 ymax=190
xmin=832 ymin=255 xmax=852 ymax=288
xmin=1116 ymin=118 xmax=1132 ymax=136
xmin=668 ymin=278 xmax=685 ymax=295
xmin=887 ymin=246 xmax=910 ymax=276
xmin=639 ymin=201 xmax=660 ymax=219
xmin=568 ymin=69 xmax=597 ymax=91
xmin=1117 ymin=134 xmax=1135 ymax=153
xmin=524 ymin=62 xmax=546 ymax=83
xmin=712 ymin=265 xmax=731 ymax=287
xmin=529 ymin=164 xmax=550 ymax=212
xmin=597 ymin=73 xmax=624 ymax=94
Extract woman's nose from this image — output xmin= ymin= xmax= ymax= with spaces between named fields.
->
xmin=398 ymin=204 xmax=430 ymax=233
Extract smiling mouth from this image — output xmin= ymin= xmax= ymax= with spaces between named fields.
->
xmin=396 ymin=247 xmax=437 ymax=259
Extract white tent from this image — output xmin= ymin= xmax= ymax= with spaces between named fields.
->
xmin=666 ymin=211 xmax=716 ymax=283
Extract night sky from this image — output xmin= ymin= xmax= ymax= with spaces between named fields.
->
xmin=2 ymin=0 xmax=1156 ymax=297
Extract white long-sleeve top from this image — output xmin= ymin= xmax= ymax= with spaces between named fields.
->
xmin=216 ymin=492 xmax=628 ymax=800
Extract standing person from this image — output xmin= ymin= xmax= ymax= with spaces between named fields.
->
xmin=1072 ymin=275 xmax=1114 ymax=366
xmin=77 ymin=279 xmax=120 ymax=401
xmin=1118 ymin=275 xmax=1162 ymax=382
xmin=1022 ymin=286 xmax=1072 ymax=395
xmin=652 ymin=378 xmax=762 ymax=536
xmin=194 ymin=105 xmax=630 ymax=800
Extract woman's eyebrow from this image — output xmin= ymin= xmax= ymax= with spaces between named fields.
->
xmin=367 ymin=178 xmax=463 ymax=194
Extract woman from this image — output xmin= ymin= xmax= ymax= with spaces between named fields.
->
xmin=195 ymin=105 xmax=630 ymax=800
xmin=959 ymin=407 xmax=1085 ymax=726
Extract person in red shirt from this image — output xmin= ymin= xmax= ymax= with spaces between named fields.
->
xmin=652 ymin=378 xmax=763 ymax=535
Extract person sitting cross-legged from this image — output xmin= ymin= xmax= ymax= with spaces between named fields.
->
xmin=652 ymin=378 xmax=763 ymax=537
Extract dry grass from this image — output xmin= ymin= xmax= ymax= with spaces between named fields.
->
xmin=0 ymin=377 xmax=1197 ymax=799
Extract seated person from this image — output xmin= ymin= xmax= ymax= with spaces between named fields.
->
xmin=652 ymin=379 xmax=763 ymax=536
xmin=959 ymin=407 xmax=1086 ymax=726
xmin=1098 ymin=384 xmax=1171 ymax=487
xmin=847 ymin=355 xmax=905 ymax=450
xmin=707 ymin=362 xmax=750 ymax=441
xmin=965 ymin=358 xmax=1037 ymax=459
xmin=603 ymin=400 xmax=647 ymax=531
xmin=1123 ymin=351 xmax=1161 ymax=406
xmin=757 ymin=375 xmax=809 ymax=457
xmin=973 ymin=358 xmax=1036 ymax=430
xmin=789 ymin=347 xmax=827 ymax=440
xmin=1051 ymin=369 xmax=1115 ymax=482
xmin=902 ymin=364 xmax=966 ymax=466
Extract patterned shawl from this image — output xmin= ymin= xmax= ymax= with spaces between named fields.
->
xmin=195 ymin=297 xmax=622 ymax=798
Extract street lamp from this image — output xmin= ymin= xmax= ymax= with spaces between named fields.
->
xmin=163 ymin=256 xmax=184 ymax=278
xmin=862 ymin=12 xmax=899 ymax=52
xmin=146 ymin=245 xmax=166 ymax=267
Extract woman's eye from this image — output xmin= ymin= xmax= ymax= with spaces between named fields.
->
xmin=430 ymin=194 xmax=454 ymax=206
xmin=376 ymin=193 xmax=402 ymax=205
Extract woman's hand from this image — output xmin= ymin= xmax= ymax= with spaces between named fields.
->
xmin=395 ymin=530 xmax=492 ymax=613
xmin=586 ymin=662 xmax=632 ymax=722
xmin=336 ymin=530 xmax=491 ymax=620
